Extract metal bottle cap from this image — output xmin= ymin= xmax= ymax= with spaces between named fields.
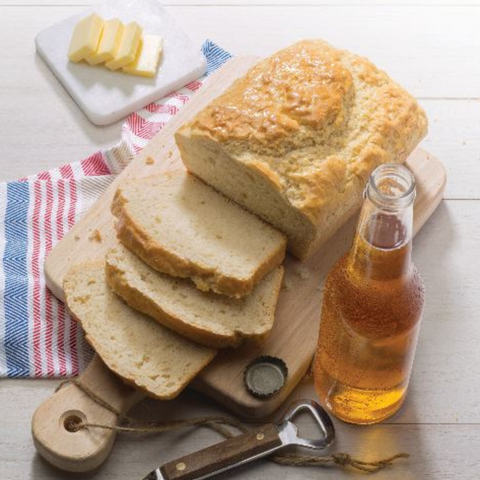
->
xmin=244 ymin=356 xmax=288 ymax=398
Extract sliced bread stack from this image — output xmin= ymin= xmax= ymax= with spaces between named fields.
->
xmin=64 ymin=170 xmax=286 ymax=400
xmin=111 ymin=170 xmax=286 ymax=298
xmin=105 ymin=243 xmax=283 ymax=348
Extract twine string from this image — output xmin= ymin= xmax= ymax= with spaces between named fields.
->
xmin=57 ymin=379 xmax=409 ymax=473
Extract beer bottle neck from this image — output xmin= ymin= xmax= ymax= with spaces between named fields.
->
xmin=348 ymin=164 xmax=416 ymax=281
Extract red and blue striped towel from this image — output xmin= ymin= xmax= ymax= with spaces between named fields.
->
xmin=0 ymin=40 xmax=231 ymax=378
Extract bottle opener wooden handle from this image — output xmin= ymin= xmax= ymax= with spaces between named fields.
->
xmin=159 ymin=424 xmax=281 ymax=480
xmin=32 ymin=355 xmax=144 ymax=472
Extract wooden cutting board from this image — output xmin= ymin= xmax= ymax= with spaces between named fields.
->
xmin=33 ymin=56 xmax=446 ymax=472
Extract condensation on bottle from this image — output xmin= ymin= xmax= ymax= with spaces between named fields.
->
xmin=314 ymin=163 xmax=425 ymax=425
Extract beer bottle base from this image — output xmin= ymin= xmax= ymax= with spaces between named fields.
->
xmin=315 ymin=374 xmax=408 ymax=425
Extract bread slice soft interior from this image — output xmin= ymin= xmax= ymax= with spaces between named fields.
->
xmin=111 ymin=170 xmax=286 ymax=298
xmin=105 ymin=243 xmax=284 ymax=348
xmin=63 ymin=261 xmax=215 ymax=400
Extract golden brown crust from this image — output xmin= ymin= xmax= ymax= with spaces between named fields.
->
xmin=189 ymin=40 xmax=353 ymax=151
xmin=178 ymin=40 xmax=428 ymax=237
xmin=111 ymin=184 xmax=287 ymax=299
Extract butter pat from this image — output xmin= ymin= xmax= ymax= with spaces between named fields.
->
xmin=123 ymin=35 xmax=163 ymax=78
xmin=68 ymin=13 xmax=104 ymax=63
xmin=105 ymin=22 xmax=142 ymax=71
xmin=86 ymin=19 xmax=124 ymax=65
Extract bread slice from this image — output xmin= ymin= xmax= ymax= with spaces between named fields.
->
xmin=64 ymin=261 xmax=215 ymax=400
xmin=105 ymin=243 xmax=284 ymax=348
xmin=176 ymin=40 xmax=428 ymax=260
xmin=111 ymin=170 xmax=286 ymax=298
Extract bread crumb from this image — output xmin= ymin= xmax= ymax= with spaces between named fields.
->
xmin=74 ymin=235 xmax=80 ymax=241
xmin=281 ymin=278 xmax=293 ymax=291
xmin=89 ymin=229 xmax=102 ymax=243
xmin=302 ymin=360 xmax=314 ymax=383
xmin=295 ymin=266 xmax=310 ymax=280
xmin=74 ymin=294 xmax=90 ymax=304
xmin=167 ymin=151 xmax=173 ymax=158
xmin=145 ymin=157 xmax=155 ymax=165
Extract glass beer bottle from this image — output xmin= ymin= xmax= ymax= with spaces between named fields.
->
xmin=314 ymin=163 xmax=425 ymax=424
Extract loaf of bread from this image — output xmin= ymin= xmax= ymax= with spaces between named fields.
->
xmin=105 ymin=243 xmax=283 ymax=348
xmin=64 ymin=261 xmax=215 ymax=400
xmin=111 ymin=170 xmax=286 ymax=298
xmin=176 ymin=40 xmax=428 ymax=259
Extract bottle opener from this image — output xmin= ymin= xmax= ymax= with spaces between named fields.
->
xmin=142 ymin=399 xmax=335 ymax=480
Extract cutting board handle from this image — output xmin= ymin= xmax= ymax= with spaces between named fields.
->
xmin=32 ymin=356 xmax=144 ymax=472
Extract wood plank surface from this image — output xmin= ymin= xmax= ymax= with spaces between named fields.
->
xmin=1 ymin=5 xmax=478 ymax=98
xmin=1 ymin=5 xmax=479 ymax=183
xmin=1 ymin=1 xmax=479 ymax=479
xmin=2 ymin=0 xmax=479 ymax=6
xmin=2 ymin=362 xmax=480 ymax=480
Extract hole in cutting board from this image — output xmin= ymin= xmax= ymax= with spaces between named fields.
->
xmin=64 ymin=415 xmax=82 ymax=433
xmin=61 ymin=410 xmax=86 ymax=433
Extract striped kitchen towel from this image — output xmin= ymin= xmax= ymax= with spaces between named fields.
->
xmin=0 ymin=40 xmax=231 ymax=378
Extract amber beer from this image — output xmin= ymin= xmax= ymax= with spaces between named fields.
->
xmin=314 ymin=164 xmax=425 ymax=424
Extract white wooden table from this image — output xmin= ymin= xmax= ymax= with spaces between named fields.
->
xmin=1 ymin=1 xmax=479 ymax=479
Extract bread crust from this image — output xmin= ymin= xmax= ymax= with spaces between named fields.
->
xmin=111 ymin=174 xmax=287 ymax=298
xmin=105 ymin=253 xmax=284 ymax=349
xmin=82 ymin=333 xmax=214 ymax=401
xmin=176 ymin=40 xmax=428 ymax=259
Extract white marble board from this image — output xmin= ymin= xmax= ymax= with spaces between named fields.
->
xmin=35 ymin=0 xmax=207 ymax=125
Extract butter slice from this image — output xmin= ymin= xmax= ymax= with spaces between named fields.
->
xmin=105 ymin=22 xmax=142 ymax=71
xmin=86 ymin=19 xmax=124 ymax=65
xmin=68 ymin=13 xmax=104 ymax=63
xmin=123 ymin=35 xmax=163 ymax=78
